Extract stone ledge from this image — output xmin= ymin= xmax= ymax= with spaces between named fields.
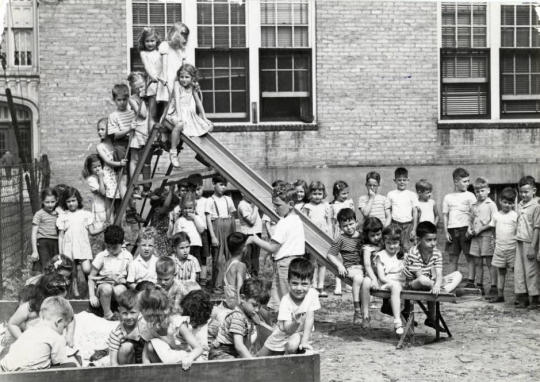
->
xmin=437 ymin=122 xmax=540 ymax=130
xmin=212 ymin=123 xmax=319 ymax=133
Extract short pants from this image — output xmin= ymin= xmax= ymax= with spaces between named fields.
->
xmin=492 ymin=247 xmax=515 ymax=268
xmin=470 ymin=236 xmax=495 ymax=257
xmin=345 ymin=265 xmax=364 ymax=279
xmin=391 ymin=220 xmax=414 ymax=252
xmin=445 ymin=226 xmax=471 ymax=257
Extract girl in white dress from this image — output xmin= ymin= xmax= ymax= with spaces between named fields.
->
xmin=301 ymin=181 xmax=332 ymax=298
xmin=166 ymin=63 xmax=213 ymax=168
xmin=57 ymin=186 xmax=106 ymax=297
xmin=138 ymin=27 xmax=162 ymax=124
xmin=158 ymin=22 xmax=190 ymax=104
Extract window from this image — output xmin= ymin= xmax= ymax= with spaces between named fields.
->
xmin=259 ymin=0 xmax=312 ymax=122
xmin=196 ymin=0 xmax=248 ymax=121
xmin=500 ymin=4 xmax=540 ymax=118
xmin=130 ymin=0 xmax=183 ymax=71
xmin=0 ymin=0 xmax=35 ymax=70
xmin=441 ymin=3 xmax=489 ymax=119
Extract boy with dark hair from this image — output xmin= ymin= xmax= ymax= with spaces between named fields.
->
xmin=416 ymin=179 xmax=440 ymax=226
xmin=443 ymin=167 xmax=477 ymax=278
xmin=206 ymin=174 xmax=236 ymax=293
xmin=248 ymin=182 xmax=305 ymax=311
xmin=487 ymin=187 xmax=518 ymax=303
xmin=258 ymin=258 xmax=320 ymax=356
xmin=385 ymin=167 xmax=419 ymax=252
xmin=88 ymin=225 xmax=133 ymax=320
xmin=404 ymin=221 xmax=463 ymax=332
xmin=358 ymin=171 xmax=389 ymax=225
xmin=469 ymin=177 xmax=498 ymax=295
xmin=326 ymin=208 xmax=365 ymax=325
xmin=108 ymin=290 xmax=145 ymax=366
xmin=514 ymin=176 xmax=540 ymax=309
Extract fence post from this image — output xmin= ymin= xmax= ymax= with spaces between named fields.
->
xmin=19 ymin=167 xmax=24 ymax=269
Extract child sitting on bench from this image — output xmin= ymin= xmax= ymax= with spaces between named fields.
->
xmin=403 ymin=221 xmax=463 ymax=332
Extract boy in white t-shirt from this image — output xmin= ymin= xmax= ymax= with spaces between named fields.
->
xmin=442 ymin=168 xmax=477 ymax=281
xmin=385 ymin=167 xmax=419 ymax=252
xmin=415 ymin=179 xmax=440 ymax=226
xmin=258 ymin=258 xmax=320 ymax=356
xmin=487 ymin=188 xmax=518 ymax=303
xmin=247 ymin=182 xmax=305 ymax=311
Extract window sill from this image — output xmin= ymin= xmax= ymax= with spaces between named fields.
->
xmin=437 ymin=120 xmax=540 ymax=129
xmin=213 ymin=122 xmax=318 ymax=132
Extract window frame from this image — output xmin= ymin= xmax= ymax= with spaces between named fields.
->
xmin=0 ymin=0 xmax=38 ymax=72
xmin=438 ymin=2 xmax=540 ymax=124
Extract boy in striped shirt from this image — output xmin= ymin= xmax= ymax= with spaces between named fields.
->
xmin=327 ymin=208 xmax=365 ymax=325
xmin=404 ymin=221 xmax=463 ymax=332
xmin=108 ymin=290 xmax=145 ymax=366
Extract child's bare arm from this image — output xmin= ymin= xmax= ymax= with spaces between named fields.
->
xmin=88 ymin=223 xmax=106 ymax=236
xmin=411 ymin=206 xmax=418 ymax=240
xmin=96 ymin=145 xmax=126 ymax=168
xmin=359 ymin=195 xmax=374 ymax=218
xmin=299 ymin=311 xmax=315 ymax=350
xmin=174 ymin=82 xmax=182 ymax=119
xmin=233 ymin=333 xmax=253 ymax=358
xmin=66 ymin=318 xmax=75 ymax=347
xmin=192 ymin=215 xmax=205 ymax=234
xmin=235 ymin=265 xmax=246 ymax=301
xmin=179 ymin=323 xmax=203 ymax=368
xmin=58 ymin=230 xmax=65 ymax=253
xmin=7 ymin=303 xmax=30 ymax=339
xmin=327 ymin=253 xmax=346 ymax=277
xmin=363 ymin=248 xmax=379 ymax=288
xmin=433 ymin=203 xmax=440 ymax=226
xmin=278 ymin=319 xmax=301 ymax=335
xmin=247 ymin=235 xmax=280 ymax=254
xmin=528 ymin=227 xmax=540 ymax=260
xmin=443 ymin=213 xmax=451 ymax=242
xmin=88 ymin=266 xmax=100 ymax=307
xmin=110 ymin=349 xmax=120 ymax=366
xmin=207 ymin=213 xmax=218 ymax=246
xmin=375 ymin=258 xmax=390 ymax=284
xmin=31 ymin=225 xmax=39 ymax=262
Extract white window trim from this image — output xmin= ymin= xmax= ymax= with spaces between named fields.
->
xmin=437 ymin=2 xmax=540 ymax=124
xmin=125 ymin=0 xmax=317 ymax=126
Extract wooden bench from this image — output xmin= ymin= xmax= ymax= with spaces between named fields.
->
xmin=370 ymin=290 xmax=458 ymax=349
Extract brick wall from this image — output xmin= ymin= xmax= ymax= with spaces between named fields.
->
xmin=37 ymin=1 xmax=539 ymax=203
xmin=38 ymin=0 xmax=127 ymax=203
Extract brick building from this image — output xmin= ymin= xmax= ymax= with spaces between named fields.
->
xmin=1 ymin=0 xmax=539 ymax=210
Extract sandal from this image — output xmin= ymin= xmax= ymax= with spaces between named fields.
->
xmin=394 ymin=322 xmax=404 ymax=335
xmin=353 ymin=311 xmax=362 ymax=325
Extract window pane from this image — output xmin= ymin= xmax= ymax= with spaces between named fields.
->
xmin=516 ymin=28 xmax=530 ymax=47
xmin=531 ymin=74 xmax=540 ymax=95
xmin=231 ymin=26 xmax=246 ymax=47
xmin=472 ymin=27 xmax=486 ymax=48
xmin=456 ymin=4 xmax=471 ymax=25
xmin=231 ymin=92 xmax=247 ymax=113
xmin=215 ymin=92 xmax=231 ymax=113
xmin=441 ymin=3 xmax=455 ymax=25
xmin=501 ymin=28 xmax=514 ymax=47
xmin=501 ymin=75 xmax=514 ymax=95
xmin=501 ymin=6 xmax=514 ymax=26
xmin=515 ymin=55 xmax=529 ymax=73
xmin=457 ymin=27 xmax=471 ymax=47
xmin=294 ymin=27 xmax=309 ymax=47
xmin=515 ymin=75 xmax=530 ymax=95
xmin=214 ymin=26 xmax=230 ymax=47
xmin=277 ymin=3 xmax=292 ymax=24
xmin=472 ymin=4 xmax=486 ymax=25
xmin=261 ymin=71 xmax=276 ymax=92
xmin=149 ymin=3 xmax=165 ymax=24
xmin=133 ymin=3 xmax=149 ymax=25
xmin=261 ymin=27 xmax=276 ymax=47
xmin=260 ymin=55 xmax=276 ymax=70
xmin=231 ymin=69 xmax=246 ymax=90
xmin=293 ymin=3 xmax=309 ymax=24
xmin=202 ymin=91 xmax=214 ymax=113
xmin=166 ymin=3 xmax=182 ymax=24
xmin=261 ymin=3 xmax=275 ymax=24
xmin=231 ymin=4 xmax=245 ymax=25
xmin=471 ymin=56 xmax=487 ymax=77
xmin=442 ymin=84 xmax=488 ymax=116
xmin=278 ymin=71 xmax=293 ymax=91
xmin=442 ymin=56 xmax=456 ymax=77
xmin=197 ymin=3 xmax=212 ymax=24
xmin=13 ymin=30 xmax=32 ymax=66
xmin=294 ymin=55 xmax=308 ymax=69
xmin=278 ymin=55 xmax=292 ymax=69
xmin=214 ymin=4 xmax=229 ymax=25
xmin=515 ymin=5 xmax=530 ymax=26
xmin=198 ymin=26 xmax=213 ymax=48
xmin=294 ymin=71 xmax=309 ymax=92
xmin=277 ymin=26 xmax=292 ymax=47
xmin=442 ymin=27 xmax=456 ymax=48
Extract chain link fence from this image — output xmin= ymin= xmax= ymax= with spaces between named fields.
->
xmin=0 ymin=159 xmax=46 ymax=298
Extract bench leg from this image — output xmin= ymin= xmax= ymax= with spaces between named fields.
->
xmin=396 ymin=301 xmax=415 ymax=350
xmin=437 ymin=302 xmax=452 ymax=338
